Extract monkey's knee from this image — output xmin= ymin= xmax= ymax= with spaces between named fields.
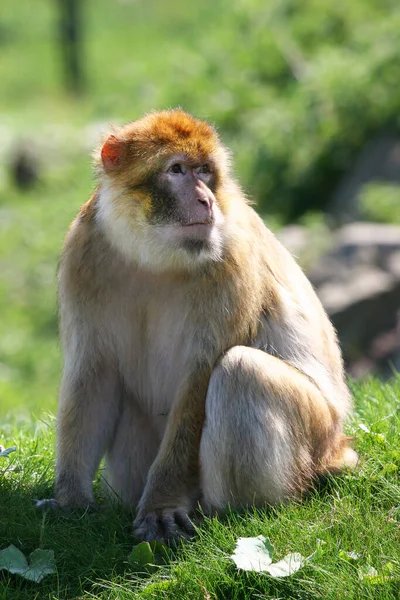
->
xmin=200 ymin=346 xmax=319 ymax=512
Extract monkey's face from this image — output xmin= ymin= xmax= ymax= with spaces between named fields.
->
xmin=144 ymin=154 xmax=226 ymax=257
xmin=95 ymin=111 xmax=233 ymax=272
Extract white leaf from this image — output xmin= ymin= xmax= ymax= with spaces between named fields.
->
xmin=231 ymin=537 xmax=306 ymax=577
xmin=231 ymin=535 xmax=274 ymax=572
xmin=358 ymin=424 xmax=370 ymax=433
xmin=266 ymin=553 xmax=304 ymax=578
xmin=339 ymin=550 xmax=362 ymax=562
xmin=358 ymin=564 xmax=379 ymax=580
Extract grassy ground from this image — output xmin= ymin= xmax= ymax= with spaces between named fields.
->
xmin=1 ymin=1 xmax=400 ymax=598
xmin=1 ymin=377 xmax=399 ymax=600
xmin=0 ymin=0 xmax=399 ymax=414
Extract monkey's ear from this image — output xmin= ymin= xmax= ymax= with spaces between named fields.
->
xmin=101 ymin=135 xmax=126 ymax=171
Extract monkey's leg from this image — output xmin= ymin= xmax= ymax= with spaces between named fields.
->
xmin=54 ymin=368 xmax=121 ymax=508
xmin=134 ymin=364 xmax=211 ymax=542
xmin=200 ymin=346 xmax=347 ymax=512
xmin=104 ymin=401 xmax=163 ymax=506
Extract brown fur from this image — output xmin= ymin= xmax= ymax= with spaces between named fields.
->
xmin=52 ymin=109 xmax=356 ymax=542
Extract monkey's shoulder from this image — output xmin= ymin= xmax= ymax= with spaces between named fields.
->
xmin=59 ymin=192 xmax=122 ymax=302
xmin=237 ymin=208 xmax=334 ymax=333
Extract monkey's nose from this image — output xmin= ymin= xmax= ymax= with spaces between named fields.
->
xmin=198 ymin=196 xmax=210 ymax=207
xmin=197 ymin=193 xmax=214 ymax=211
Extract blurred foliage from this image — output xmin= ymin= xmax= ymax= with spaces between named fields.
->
xmin=0 ymin=162 xmax=90 ymax=418
xmin=359 ymin=183 xmax=400 ymax=224
xmin=1 ymin=0 xmax=400 ymax=416
xmin=1 ymin=0 xmax=400 ymax=220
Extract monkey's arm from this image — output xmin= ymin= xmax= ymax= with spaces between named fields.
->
xmin=54 ymin=359 xmax=121 ymax=508
xmin=134 ymin=364 xmax=211 ymax=542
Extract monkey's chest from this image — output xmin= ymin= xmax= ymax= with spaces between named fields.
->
xmin=115 ymin=298 xmax=205 ymax=417
xmin=111 ymin=273 xmax=253 ymax=418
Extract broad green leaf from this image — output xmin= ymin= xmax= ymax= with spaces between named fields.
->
xmin=358 ymin=562 xmax=399 ymax=585
xmin=128 ymin=542 xmax=156 ymax=573
xmin=149 ymin=540 xmax=171 ymax=564
xmin=231 ymin=535 xmax=274 ymax=572
xmin=0 ymin=545 xmax=28 ymax=572
xmin=22 ymin=549 xmax=56 ymax=583
xmin=0 ymin=545 xmax=55 ymax=583
xmin=383 ymin=562 xmax=395 ymax=574
xmin=266 ymin=553 xmax=304 ymax=578
xmin=309 ymin=538 xmax=326 ymax=561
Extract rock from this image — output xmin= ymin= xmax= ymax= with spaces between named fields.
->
xmin=310 ymin=222 xmax=400 ymax=286
xmin=277 ymin=222 xmax=333 ymax=271
xmin=276 ymin=225 xmax=308 ymax=258
xmin=308 ymin=222 xmax=400 ymax=378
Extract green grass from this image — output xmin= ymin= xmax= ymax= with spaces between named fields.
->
xmin=1 ymin=377 xmax=399 ymax=599
xmin=0 ymin=159 xmax=90 ymax=419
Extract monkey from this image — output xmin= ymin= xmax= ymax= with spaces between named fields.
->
xmin=49 ymin=109 xmax=357 ymax=543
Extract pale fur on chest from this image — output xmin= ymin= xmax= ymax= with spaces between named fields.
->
xmin=100 ymin=260 xmax=346 ymax=422
xmin=106 ymin=275 xmax=212 ymax=418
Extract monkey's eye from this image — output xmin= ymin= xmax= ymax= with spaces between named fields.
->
xmin=169 ymin=163 xmax=183 ymax=174
xmin=199 ymin=164 xmax=210 ymax=173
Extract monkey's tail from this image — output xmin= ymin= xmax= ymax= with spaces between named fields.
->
xmin=321 ymin=435 xmax=359 ymax=475
xmin=311 ymin=437 xmax=358 ymax=493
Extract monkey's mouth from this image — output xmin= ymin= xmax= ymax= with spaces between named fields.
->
xmin=179 ymin=222 xmax=214 ymax=240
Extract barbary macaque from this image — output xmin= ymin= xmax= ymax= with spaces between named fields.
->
xmin=50 ymin=109 xmax=356 ymax=542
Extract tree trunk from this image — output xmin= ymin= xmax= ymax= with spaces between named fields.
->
xmin=58 ymin=0 xmax=84 ymax=94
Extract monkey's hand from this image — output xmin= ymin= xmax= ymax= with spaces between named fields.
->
xmin=134 ymin=504 xmax=196 ymax=543
xmin=133 ymin=460 xmax=198 ymax=543
xmin=134 ymin=367 xmax=210 ymax=543
xmin=35 ymin=498 xmax=99 ymax=513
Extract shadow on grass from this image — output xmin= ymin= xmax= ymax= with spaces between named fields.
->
xmin=0 ymin=474 xmax=141 ymax=600
xmin=0 ymin=463 xmax=378 ymax=600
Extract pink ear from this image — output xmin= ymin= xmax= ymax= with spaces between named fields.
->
xmin=101 ymin=135 xmax=125 ymax=171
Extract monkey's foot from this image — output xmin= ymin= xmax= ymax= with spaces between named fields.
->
xmin=134 ymin=508 xmax=196 ymax=543
xmin=35 ymin=498 xmax=99 ymax=513
xmin=35 ymin=498 xmax=60 ymax=512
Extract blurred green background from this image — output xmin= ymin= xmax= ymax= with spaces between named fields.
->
xmin=1 ymin=0 xmax=400 ymax=419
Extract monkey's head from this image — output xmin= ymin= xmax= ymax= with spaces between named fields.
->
xmin=95 ymin=110 xmax=238 ymax=272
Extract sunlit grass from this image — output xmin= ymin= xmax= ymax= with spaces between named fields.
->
xmin=0 ymin=377 xmax=399 ymax=599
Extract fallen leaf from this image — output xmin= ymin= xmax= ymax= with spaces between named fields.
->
xmin=0 ymin=545 xmax=55 ymax=583
xmin=339 ymin=550 xmax=362 ymax=563
xmin=0 ymin=446 xmax=16 ymax=457
xmin=128 ymin=542 xmax=156 ymax=573
xmin=266 ymin=553 xmax=304 ymax=577
xmin=231 ymin=535 xmax=274 ymax=572
xmin=230 ymin=536 xmax=306 ymax=577
xmin=358 ymin=423 xmax=370 ymax=433
xmin=358 ymin=564 xmax=379 ymax=580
